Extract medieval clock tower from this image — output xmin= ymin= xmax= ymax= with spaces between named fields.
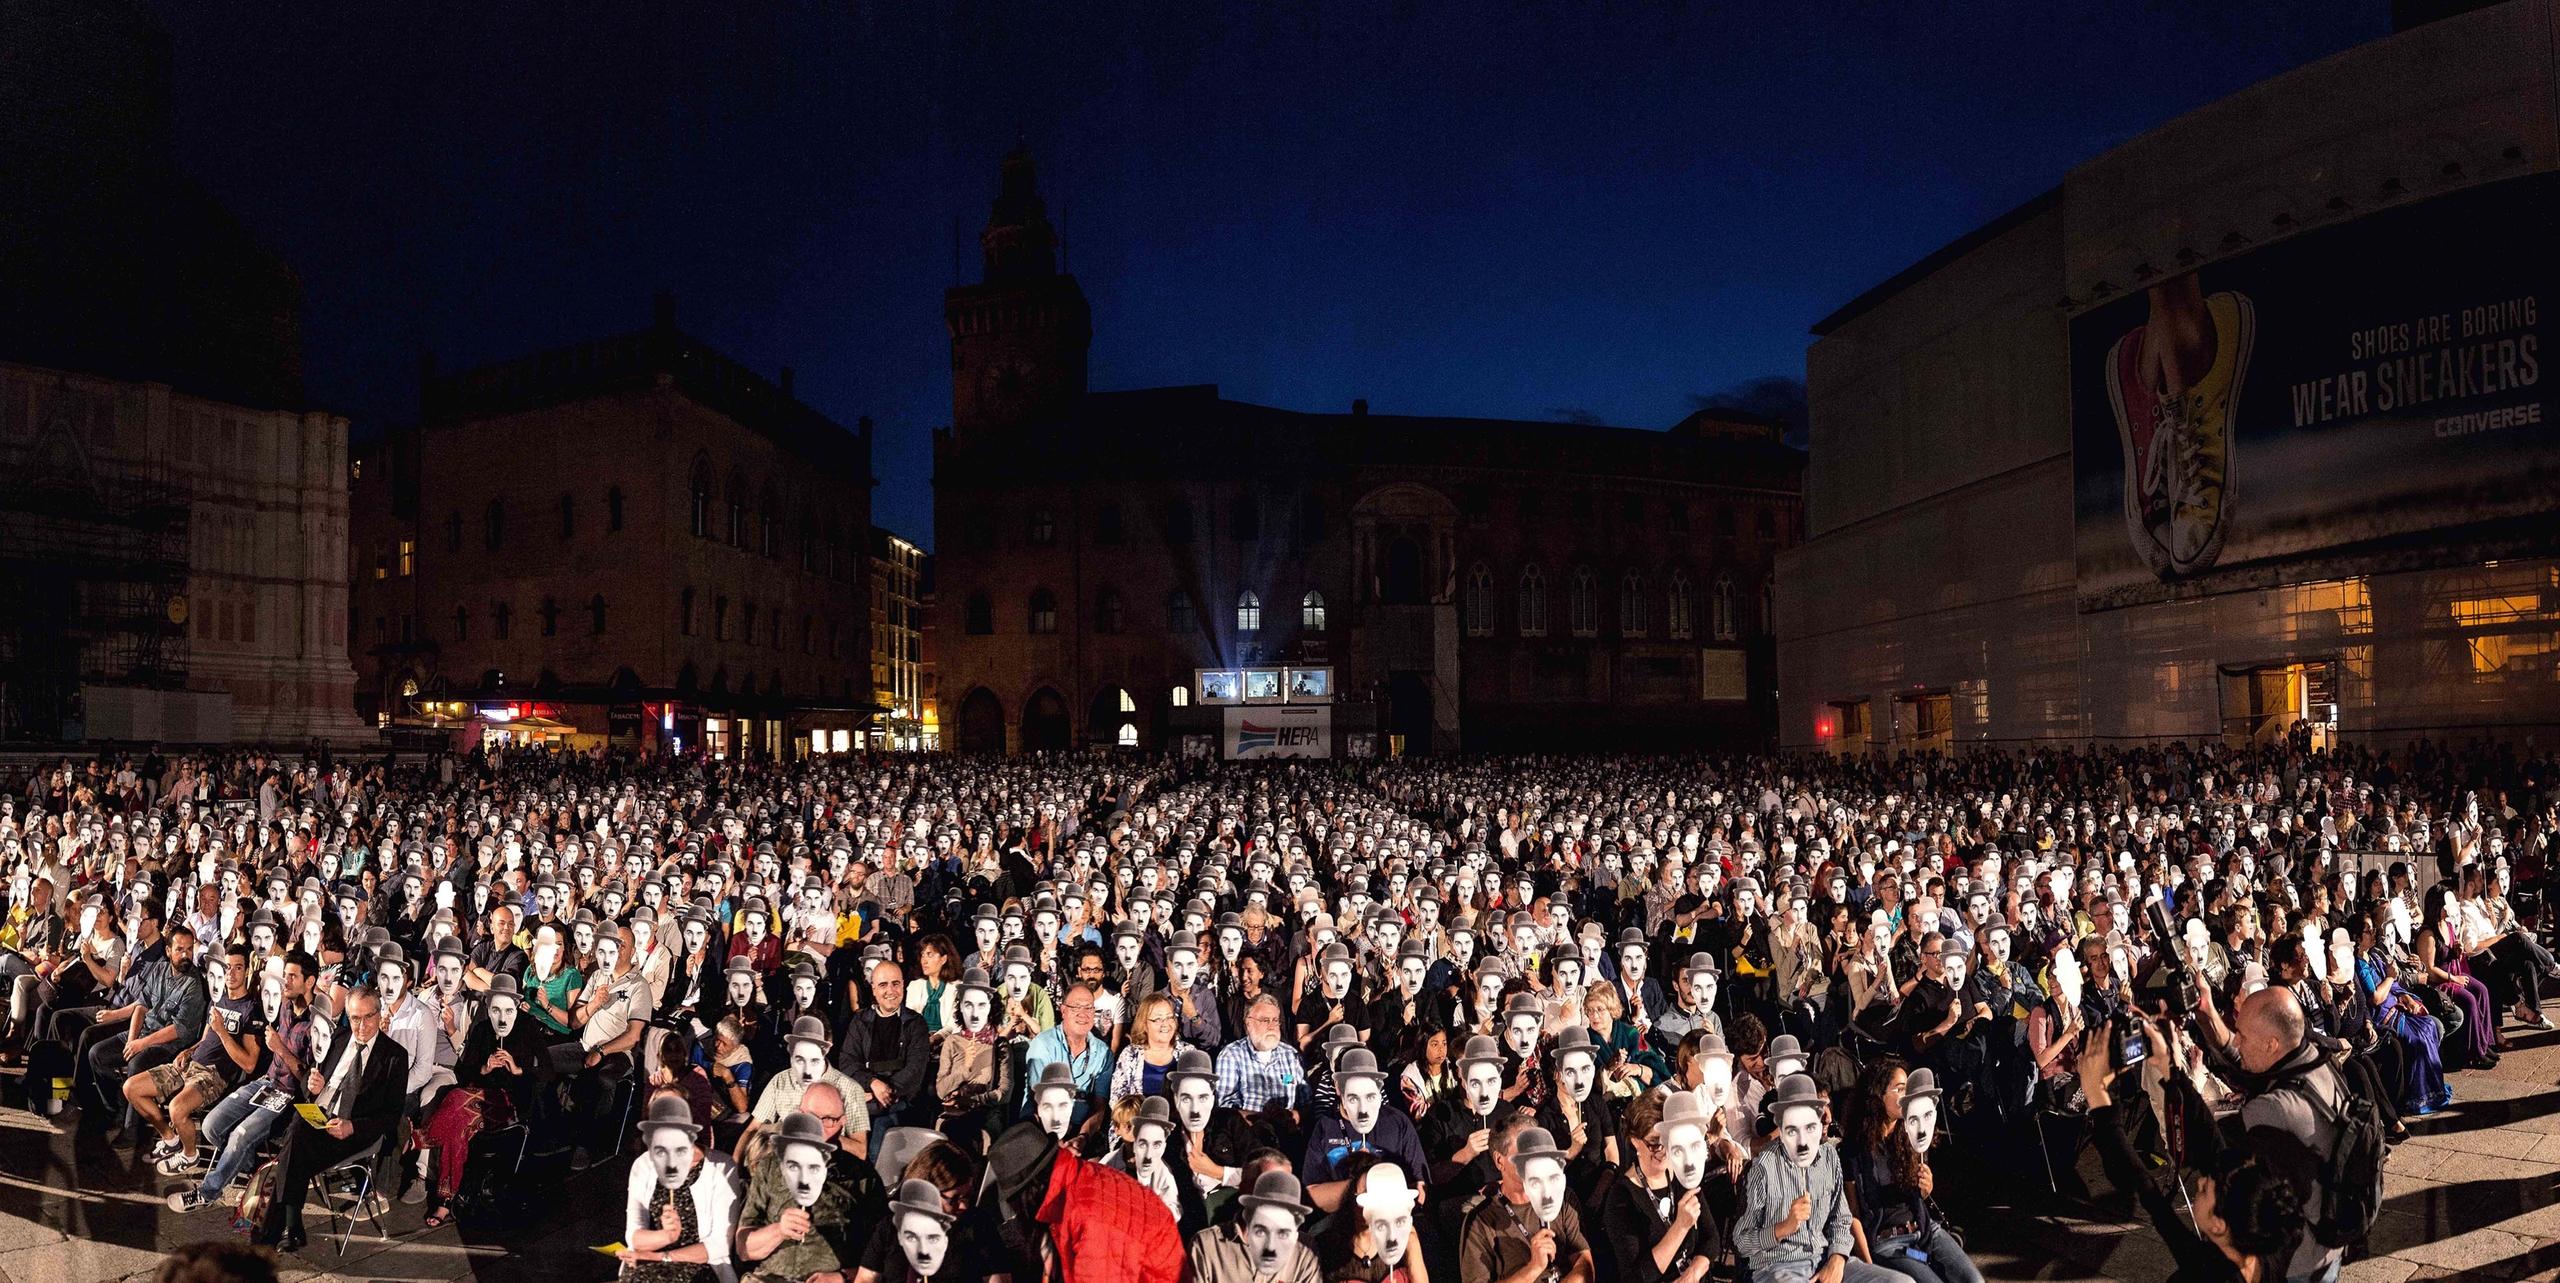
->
xmin=944 ymin=146 xmax=1091 ymax=439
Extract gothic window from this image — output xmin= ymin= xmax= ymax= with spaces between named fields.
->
xmin=484 ymin=499 xmax=505 ymax=551
xmin=1095 ymin=588 xmax=1125 ymax=635
xmin=800 ymin=507 xmax=818 ymax=571
xmin=1236 ymin=591 xmax=1262 ymax=633
xmin=1029 ymin=508 xmax=1057 ymax=547
xmin=1518 ymin=565 xmax=1548 ymax=637
xmin=1168 ymin=589 xmax=1196 ymax=635
xmin=1301 ymin=591 xmax=1326 ymax=632
xmin=681 ymin=588 xmax=696 ymax=636
xmin=1620 ymin=570 xmax=1648 ymax=638
xmin=1713 ymin=574 xmax=1738 ymax=642
xmin=1464 ymin=563 xmax=1494 ymax=637
xmin=1171 ymin=685 xmax=1190 ymax=708
xmin=689 ymin=456 xmax=712 ymax=538
xmin=492 ymin=601 xmax=512 ymax=641
xmin=714 ymin=595 xmax=729 ymax=641
xmin=1569 ymin=566 xmax=1599 ymax=637
xmin=1667 ymin=571 xmax=1694 ymax=640
xmin=964 ymin=592 xmax=992 ymax=635
xmin=727 ymin=471 xmax=748 ymax=547
xmin=761 ymin=487 xmax=781 ymax=558
xmin=742 ymin=602 xmax=757 ymax=645
xmin=1028 ymin=589 xmax=1058 ymax=635
xmin=540 ymin=597 xmax=559 ymax=637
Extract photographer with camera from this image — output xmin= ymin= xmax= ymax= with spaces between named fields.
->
xmin=2190 ymin=976 xmax=2378 ymax=1283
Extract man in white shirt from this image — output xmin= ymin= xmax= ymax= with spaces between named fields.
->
xmin=252 ymin=986 xmax=409 ymax=1253
xmin=556 ymin=923 xmax=655 ymax=1170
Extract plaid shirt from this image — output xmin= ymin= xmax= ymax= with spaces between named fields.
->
xmin=1214 ymin=1036 xmax=1304 ymax=1114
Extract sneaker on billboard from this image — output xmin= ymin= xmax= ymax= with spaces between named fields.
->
xmin=2107 ymin=289 xmax=2254 ymax=579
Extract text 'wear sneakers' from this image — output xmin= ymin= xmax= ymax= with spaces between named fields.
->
xmin=2106 ymin=288 xmax=2254 ymax=579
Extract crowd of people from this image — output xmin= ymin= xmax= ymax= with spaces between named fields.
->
xmin=1 ymin=736 xmax=2556 ymax=1283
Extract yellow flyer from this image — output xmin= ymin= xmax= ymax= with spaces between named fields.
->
xmin=293 ymin=1103 xmax=334 ymax=1128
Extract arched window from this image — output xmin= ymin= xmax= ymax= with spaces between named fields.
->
xmin=606 ymin=486 xmax=624 ymax=533
xmin=689 ymin=456 xmax=712 ymax=538
xmin=713 ymin=595 xmax=729 ymax=641
xmin=1028 ymin=589 xmax=1058 ymax=635
xmin=492 ymin=600 xmax=512 ymax=640
xmin=1301 ymin=591 xmax=1326 ymax=632
xmin=799 ymin=507 xmax=818 ymax=571
xmin=1029 ymin=508 xmax=1057 ymax=546
xmin=1518 ymin=565 xmax=1548 ymax=637
xmin=1620 ymin=570 xmax=1648 ymax=638
xmin=1464 ymin=563 xmax=1494 ymax=637
xmin=727 ymin=471 xmax=747 ymax=547
xmin=1171 ymin=685 xmax=1191 ymax=708
xmin=964 ymin=592 xmax=993 ymax=635
xmin=540 ymin=596 xmax=560 ymax=637
xmin=1094 ymin=588 xmax=1125 ymax=635
xmin=589 ymin=594 xmax=607 ymax=635
xmin=1569 ymin=565 xmax=1599 ymax=637
xmin=1117 ymin=722 xmax=1139 ymax=747
xmin=1118 ymin=689 xmax=1137 ymax=713
xmin=1712 ymin=574 xmax=1738 ymax=641
xmin=484 ymin=498 xmax=504 ymax=551
xmin=1168 ymin=590 xmax=1196 ymax=634
xmin=760 ymin=485 xmax=781 ymax=558
xmin=1667 ymin=570 xmax=1695 ymax=639
xmin=1236 ymin=591 xmax=1262 ymax=633
xmin=680 ymin=587 xmax=696 ymax=636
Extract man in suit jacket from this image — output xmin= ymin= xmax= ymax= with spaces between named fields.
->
xmin=254 ymin=985 xmax=411 ymax=1251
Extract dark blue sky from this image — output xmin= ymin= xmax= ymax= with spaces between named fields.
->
xmin=151 ymin=0 xmax=2388 ymax=544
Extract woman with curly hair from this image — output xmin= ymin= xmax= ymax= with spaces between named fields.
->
xmin=1109 ymin=991 xmax=1192 ymax=1102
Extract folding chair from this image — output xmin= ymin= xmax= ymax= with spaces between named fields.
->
xmin=315 ymin=1136 xmax=390 ymax=1255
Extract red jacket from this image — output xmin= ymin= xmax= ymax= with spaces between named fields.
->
xmin=1036 ymin=1146 xmax=1183 ymax=1283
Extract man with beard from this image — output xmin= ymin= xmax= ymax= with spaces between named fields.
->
xmin=84 ymin=920 xmax=204 ymax=1117
xmin=985 ymin=1119 xmax=1183 ymax=1283
xmin=1736 ymin=1075 xmax=1897 ymax=1283
xmin=1586 ymin=1088 xmax=1723 ymax=1283
xmin=130 ymin=941 xmax=259 ymax=1171
xmin=1186 ymin=1169 xmax=1323 ymax=1283
xmin=736 ymin=1102 xmax=885 ymax=1282
xmin=1459 ymin=1121 xmax=1594 ymax=1283
xmin=1302 ymin=1048 xmax=1430 ymax=1213
xmin=167 ymin=951 xmax=317 ymax=1211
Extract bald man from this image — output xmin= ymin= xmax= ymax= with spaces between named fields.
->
xmin=2201 ymin=976 xmax=2346 ymax=1283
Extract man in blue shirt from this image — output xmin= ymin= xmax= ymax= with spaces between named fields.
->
xmin=1019 ymin=982 xmax=1109 ymax=1134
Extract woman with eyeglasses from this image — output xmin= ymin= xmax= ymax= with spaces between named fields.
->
xmin=1112 ymin=992 xmax=1193 ymax=1103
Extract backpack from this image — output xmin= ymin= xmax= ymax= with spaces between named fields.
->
xmin=2272 ymin=1059 xmax=2387 ymax=1249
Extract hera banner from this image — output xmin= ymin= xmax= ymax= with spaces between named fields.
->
xmin=2071 ymin=172 xmax=2559 ymax=611
xmin=1222 ymin=705 xmax=1331 ymax=759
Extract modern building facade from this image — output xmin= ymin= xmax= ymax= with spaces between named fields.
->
xmin=348 ymin=299 xmax=876 ymax=757
xmin=933 ymin=149 xmax=1805 ymax=755
xmin=1778 ymin=0 xmax=2560 ymax=751
xmin=1 ymin=0 xmax=367 ymax=744
xmin=870 ymin=527 xmax=933 ymax=750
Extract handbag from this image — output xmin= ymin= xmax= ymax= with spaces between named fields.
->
xmin=231 ymin=1157 xmax=281 ymax=1232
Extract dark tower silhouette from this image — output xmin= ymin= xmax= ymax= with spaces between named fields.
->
xmin=944 ymin=146 xmax=1092 ymax=440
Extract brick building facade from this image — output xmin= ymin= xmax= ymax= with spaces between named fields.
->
xmin=933 ymin=149 xmax=1805 ymax=754
xmin=349 ymin=300 xmax=874 ymax=757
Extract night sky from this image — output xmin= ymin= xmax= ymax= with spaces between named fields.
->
xmin=148 ymin=0 xmax=2389 ymax=544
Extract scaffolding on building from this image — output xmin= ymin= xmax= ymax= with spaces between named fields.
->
xmin=0 ymin=437 xmax=192 ymax=741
